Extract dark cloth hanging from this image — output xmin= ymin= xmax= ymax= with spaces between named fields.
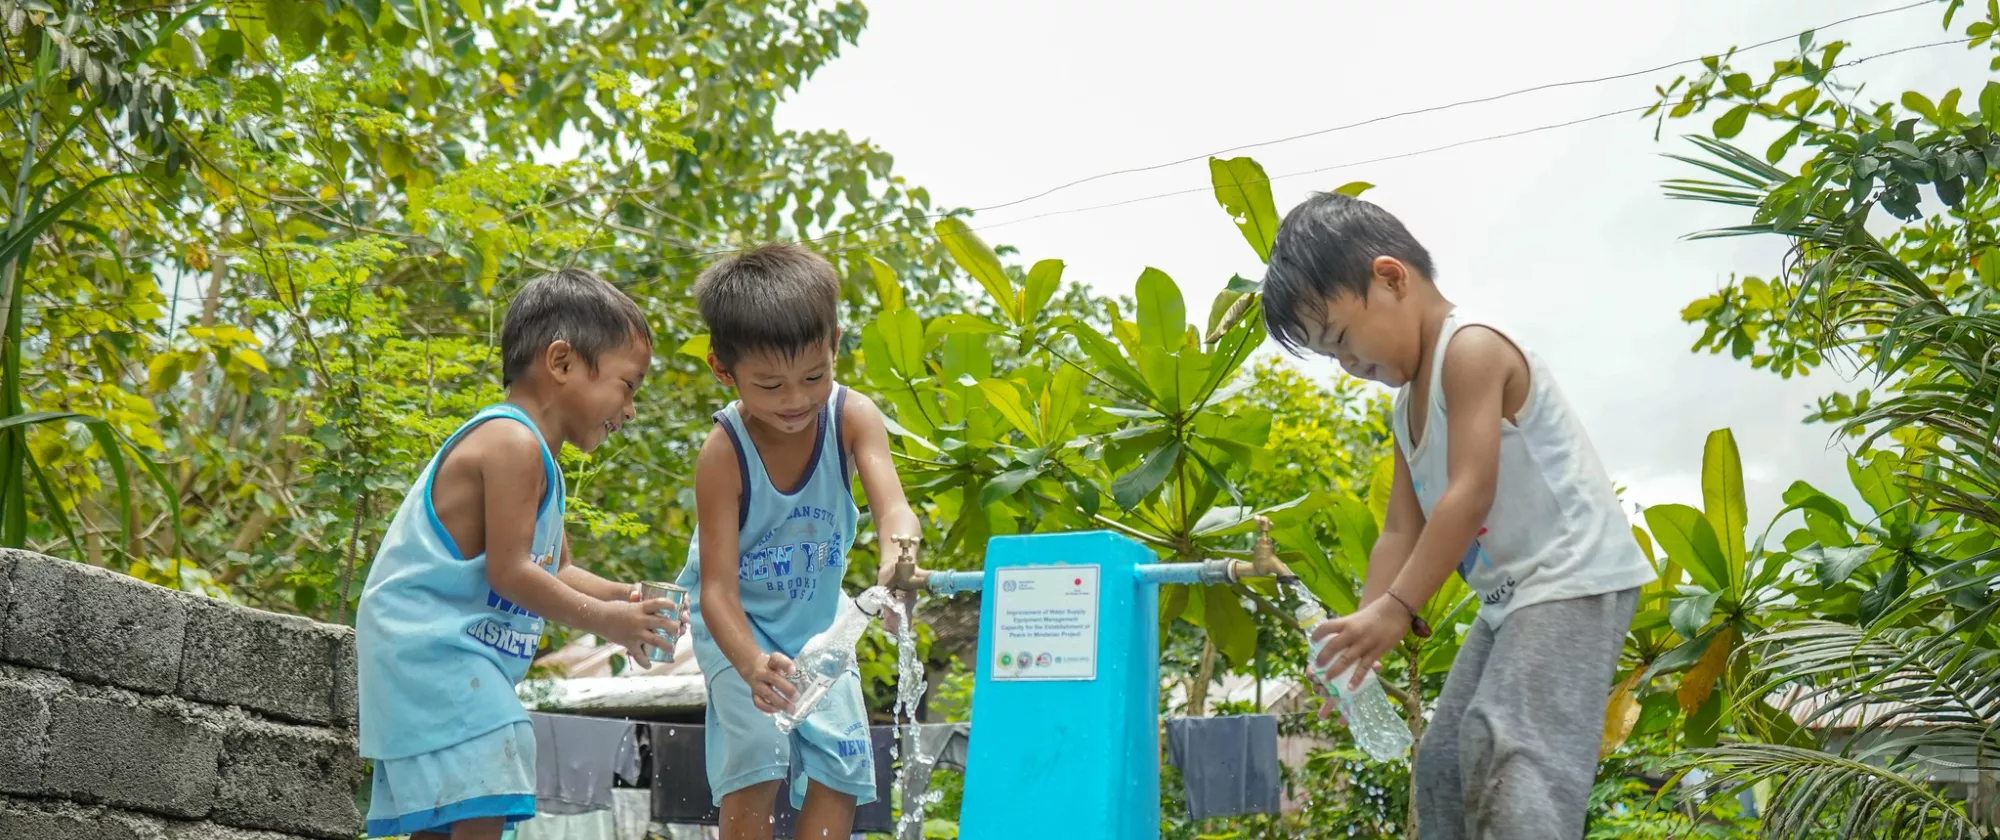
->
xmin=530 ymin=712 xmax=641 ymax=816
xmin=1164 ymin=714 xmax=1282 ymax=820
xmin=649 ymin=723 xmax=897 ymax=837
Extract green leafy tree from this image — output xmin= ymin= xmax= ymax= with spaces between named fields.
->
xmin=1640 ymin=1 xmax=2000 ymax=835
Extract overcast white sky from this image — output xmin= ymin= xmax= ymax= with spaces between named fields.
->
xmin=775 ymin=0 xmax=1984 ymax=528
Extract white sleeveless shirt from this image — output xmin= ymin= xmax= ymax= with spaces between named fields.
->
xmin=1392 ymin=311 xmax=1654 ymax=626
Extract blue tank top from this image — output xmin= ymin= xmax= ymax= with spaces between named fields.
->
xmin=355 ymin=404 xmax=566 ymax=760
xmin=676 ymin=385 xmax=860 ymax=677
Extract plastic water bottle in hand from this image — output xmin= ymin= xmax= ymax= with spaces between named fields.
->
xmin=774 ymin=586 xmax=891 ymax=733
xmin=1289 ymin=582 xmax=1414 ymax=762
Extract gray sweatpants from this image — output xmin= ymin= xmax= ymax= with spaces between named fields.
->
xmin=1415 ymin=588 xmax=1639 ymax=840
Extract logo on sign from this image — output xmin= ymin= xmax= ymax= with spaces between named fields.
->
xmin=1003 ymin=580 xmax=1016 ymax=592
xmin=1017 ymin=651 xmax=1033 ymax=669
xmin=1036 ymin=653 xmax=1051 ymax=667
xmin=999 ymin=653 xmax=1013 ymax=667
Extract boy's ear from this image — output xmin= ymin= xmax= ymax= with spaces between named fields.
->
xmin=1373 ymin=256 xmax=1408 ymax=299
xmin=547 ymin=339 xmax=577 ymax=384
xmin=706 ymin=352 xmax=734 ymax=386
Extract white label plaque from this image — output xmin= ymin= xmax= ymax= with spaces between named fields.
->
xmin=990 ymin=565 xmax=1099 ymax=682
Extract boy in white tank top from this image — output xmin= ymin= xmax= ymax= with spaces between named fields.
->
xmin=1261 ymin=193 xmax=1654 ymax=840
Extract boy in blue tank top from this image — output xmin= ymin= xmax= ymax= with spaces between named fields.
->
xmin=355 ymin=268 xmax=681 ymax=840
xmin=675 ymin=243 xmax=923 ymax=840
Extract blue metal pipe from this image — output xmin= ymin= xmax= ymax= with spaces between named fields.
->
xmin=1135 ymin=563 xmax=1207 ymax=586
xmin=926 ymin=570 xmax=984 ymax=596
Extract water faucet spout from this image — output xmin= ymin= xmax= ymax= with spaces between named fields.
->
xmin=1225 ymin=516 xmax=1296 ymax=583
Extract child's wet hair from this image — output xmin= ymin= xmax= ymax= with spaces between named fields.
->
xmin=499 ymin=268 xmax=653 ymax=387
xmin=693 ymin=243 xmax=841 ymax=370
xmin=1262 ymin=192 xmax=1436 ymax=356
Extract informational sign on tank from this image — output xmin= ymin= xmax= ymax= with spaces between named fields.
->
xmin=990 ymin=564 xmax=1099 ymax=681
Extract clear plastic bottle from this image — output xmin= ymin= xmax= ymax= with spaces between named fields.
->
xmin=774 ymin=586 xmax=890 ymax=733
xmin=1288 ymin=582 xmax=1414 ymax=763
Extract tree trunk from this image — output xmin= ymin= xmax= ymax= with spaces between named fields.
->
xmin=335 ymin=491 xmax=371 ymax=626
xmin=1188 ymin=636 xmax=1218 ymax=717
xmin=1405 ymin=645 xmax=1425 ymax=839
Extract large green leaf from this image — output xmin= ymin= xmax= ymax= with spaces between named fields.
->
xmin=1669 ymin=589 xmax=1722 ymax=640
xmin=880 ymin=308 xmax=924 ymax=379
xmin=976 ymin=380 xmax=1038 ymax=442
xmin=1641 ymin=625 xmax=1722 ymax=684
xmin=1643 ymin=504 xmax=1730 ymax=593
xmin=923 ymin=314 xmax=1004 ymax=350
xmin=1020 ymin=259 xmax=1063 ymax=324
xmin=1366 ymin=455 xmax=1394 ymax=526
xmin=1202 ymin=583 xmax=1256 ymax=668
xmin=1057 ymin=323 xmax=1154 ymax=403
xmin=1798 ymin=543 xmax=1876 ymax=586
xmin=980 ymin=468 xmax=1038 ymax=509
xmin=1847 ymin=453 xmax=1908 ymax=522
xmin=1328 ymin=494 xmax=1378 ymax=573
xmin=1042 ymin=365 xmax=1086 ymax=443
xmin=1700 ymin=429 xmax=1748 ymax=589
xmin=1208 ymin=156 xmax=1280 ymax=263
xmin=1780 ymin=480 xmax=1851 ymax=524
xmin=1191 ymin=307 xmax=1264 ymax=410
xmin=867 ymin=254 xmax=904 ymax=311
xmin=1134 ymin=268 xmax=1186 ymax=349
xmin=1111 ymin=439 xmax=1180 ymax=511
xmin=935 ymin=218 xmax=1017 ymax=323
xmin=1684 ymin=689 xmax=1725 ymax=747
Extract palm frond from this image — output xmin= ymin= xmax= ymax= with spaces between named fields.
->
xmin=1686 ymin=745 xmax=1990 ymax=840
xmin=1740 ymin=619 xmax=2000 ymax=760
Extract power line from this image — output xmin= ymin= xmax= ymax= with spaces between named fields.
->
xmin=18 ymin=34 xmax=1979 ymax=319
xmin=959 ymin=0 xmax=1937 ymax=217
xmin=631 ymin=34 xmax=1980 ymax=268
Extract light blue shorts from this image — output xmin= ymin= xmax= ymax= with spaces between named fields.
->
xmin=366 ymin=720 xmax=539 ymax=837
xmin=704 ymin=666 xmax=876 ymax=809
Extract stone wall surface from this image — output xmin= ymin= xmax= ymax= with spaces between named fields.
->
xmin=0 ymin=548 xmax=362 ymax=840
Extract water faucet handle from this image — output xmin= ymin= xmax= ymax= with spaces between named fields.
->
xmin=1252 ymin=515 xmax=1295 ymax=582
xmin=890 ymin=533 xmax=921 ymax=562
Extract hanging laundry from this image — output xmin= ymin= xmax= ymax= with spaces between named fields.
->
xmin=1163 ymin=714 xmax=1282 ymax=820
xmin=610 ymin=788 xmax=651 ymax=840
xmin=916 ymin=722 xmax=969 ymax=772
xmin=531 ymin=712 xmax=640 ymax=815
xmin=513 ymin=809 xmax=617 ymax=840
xmin=649 ymin=723 xmax=898 ymax=837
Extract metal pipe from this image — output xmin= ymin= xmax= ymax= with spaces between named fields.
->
xmin=926 ymin=570 xmax=984 ymax=596
xmin=1135 ymin=560 xmax=1235 ymax=586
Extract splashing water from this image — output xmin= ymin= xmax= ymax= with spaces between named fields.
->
xmin=886 ymin=596 xmax=934 ymax=838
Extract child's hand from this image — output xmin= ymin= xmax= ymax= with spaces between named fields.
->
xmin=625 ymin=585 xmax=686 ymax=655
xmin=1314 ymin=598 xmax=1410 ymax=692
xmin=606 ymin=598 xmax=680 ymax=663
xmin=746 ymin=652 xmax=798 ymax=715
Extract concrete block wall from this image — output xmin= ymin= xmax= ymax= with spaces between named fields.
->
xmin=0 ymin=548 xmax=362 ymax=840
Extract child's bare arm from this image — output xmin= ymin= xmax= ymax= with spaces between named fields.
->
xmin=844 ymin=393 xmax=922 ymax=628
xmin=555 ymin=535 xmax=640 ymax=601
xmin=1319 ymin=327 xmax=1518 ymax=687
xmin=466 ymin=423 xmax=672 ymax=657
xmin=1357 ymin=446 xmax=1425 ymax=609
xmin=692 ymin=426 xmax=795 ymax=712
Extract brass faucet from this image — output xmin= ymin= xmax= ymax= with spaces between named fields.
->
xmin=1228 ymin=516 xmax=1296 ymax=583
xmin=886 ymin=534 xmax=929 ymax=593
